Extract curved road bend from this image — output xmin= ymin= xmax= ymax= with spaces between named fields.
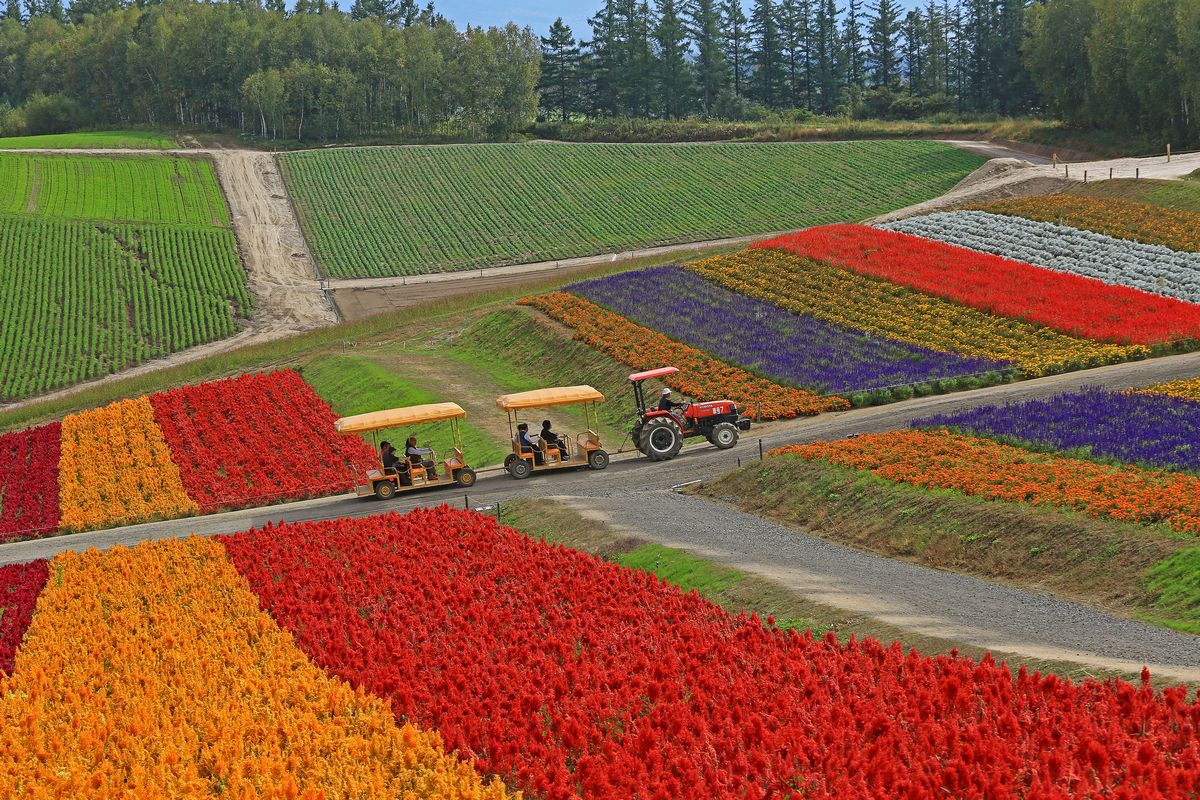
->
xmin=5 ymin=349 xmax=1200 ymax=679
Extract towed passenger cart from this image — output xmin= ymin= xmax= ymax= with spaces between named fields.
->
xmin=335 ymin=402 xmax=477 ymax=500
xmin=497 ymin=386 xmax=609 ymax=479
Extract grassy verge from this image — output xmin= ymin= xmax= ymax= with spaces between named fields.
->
xmin=300 ymin=354 xmax=508 ymax=467
xmin=498 ymin=497 xmax=1169 ymax=686
xmin=0 ymin=131 xmax=177 ymax=149
xmin=1068 ymin=178 xmax=1200 ymax=214
xmin=699 ymin=458 xmax=1200 ymax=636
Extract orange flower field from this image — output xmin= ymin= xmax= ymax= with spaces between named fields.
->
xmin=686 ymin=249 xmax=1144 ymax=376
xmin=772 ymin=428 xmax=1200 ymax=534
xmin=977 ymin=195 xmax=1200 ymax=254
xmin=522 ymin=291 xmax=848 ymax=419
xmin=57 ymin=397 xmax=197 ymax=531
xmin=0 ymin=536 xmax=511 ymax=799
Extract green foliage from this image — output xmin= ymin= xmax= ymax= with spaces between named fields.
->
xmin=1069 ymin=178 xmax=1200 ymax=214
xmin=281 ymin=140 xmax=982 ymax=277
xmin=0 ymin=152 xmax=246 ymax=402
xmin=301 ymin=354 xmax=508 ymax=467
xmin=616 ymin=543 xmax=743 ymax=596
xmin=0 ymin=131 xmax=176 ymax=149
xmin=1144 ymin=547 xmax=1200 ymax=635
xmin=0 ymin=153 xmax=228 ymax=225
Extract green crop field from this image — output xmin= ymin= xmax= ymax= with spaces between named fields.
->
xmin=0 ymin=153 xmax=229 ymax=225
xmin=279 ymin=140 xmax=984 ymax=278
xmin=0 ymin=131 xmax=176 ymax=149
xmin=0 ymin=153 xmax=248 ymax=403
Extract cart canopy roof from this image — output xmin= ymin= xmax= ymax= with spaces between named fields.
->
xmin=496 ymin=386 xmax=604 ymax=412
xmin=335 ymin=402 xmax=466 ymax=433
xmin=629 ymin=366 xmax=679 ymax=382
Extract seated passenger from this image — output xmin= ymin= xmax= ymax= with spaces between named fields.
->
xmin=540 ymin=419 xmax=569 ymax=460
xmin=516 ymin=422 xmax=545 ymax=465
xmin=406 ymin=436 xmax=438 ymax=479
xmin=381 ymin=441 xmax=412 ymax=487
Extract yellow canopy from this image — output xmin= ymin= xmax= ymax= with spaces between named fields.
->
xmin=495 ymin=386 xmax=604 ymax=412
xmin=335 ymin=402 xmax=466 ymax=433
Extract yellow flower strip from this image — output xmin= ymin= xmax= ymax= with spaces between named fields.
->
xmin=687 ymin=249 xmax=1146 ymax=376
xmin=58 ymin=397 xmax=197 ymax=531
xmin=975 ymin=195 xmax=1200 ymax=254
xmin=0 ymin=537 xmax=513 ymax=800
xmin=1139 ymin=376 xmax=1200 ymax=403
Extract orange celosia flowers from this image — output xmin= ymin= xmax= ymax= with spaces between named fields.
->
xmin=57 ymin=397 xmax=197 ymax=531
xmin=523 ymin=291 xmax=848 ymax=419
xmin=774 ymin=428 xmax=1200 ymax=534
xmin=0 ymin=537 xmax=513 ymax=799
xmin=976 ymin=195 xmax=1200 ymax=254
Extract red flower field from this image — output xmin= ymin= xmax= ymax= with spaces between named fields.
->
xmin=149 ymin=370 xmax=376 ymax=512
xmin=0 ymin=423 xmax=60 ymax=542
xmin=222 ymin=507 xmax=1200 ymax=800
xmin=757 ymin=224 xmax=1200 ymax=345
xmin=0 ymin=560 xmax=48 ymax=674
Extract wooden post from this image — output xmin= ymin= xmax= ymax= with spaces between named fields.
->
xmin=1084 ymin=170 xmax=1088 ymax=184
xmin=1065 ymin=164 xmax=1069 ymax=178
xmin=1168 ymin=143 xmax=1172 ymax=162
xmin=1052 ymin=153 xmax=1058 ymax=168
xmin=759 ymin=439 xmax=764 ymax=461
xmin=1109 ymin=167 xmax=1113 ymax=180
xmin=1137 ymin=167 xmax=1140 ymax=180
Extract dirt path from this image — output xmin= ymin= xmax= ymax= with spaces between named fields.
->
xmin=876 ymin=147 xmax=1200 ymax=223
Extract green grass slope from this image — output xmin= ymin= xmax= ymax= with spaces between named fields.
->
xmin=280 ymin=140 xmax=984 ymax=278
xmin=301 ymin=354 xmax=508 ymax=467
xmin=0 ymin=131 xmax=176 ymax=150
xmin=1067 ymin=177 xmax=1200 ymax=213
xmin=0 ymin=152 xmax=247 ymax=403
xmin=702 ymin=458 xmax=1200 ymax=636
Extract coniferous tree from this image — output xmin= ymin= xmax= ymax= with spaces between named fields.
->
xmin=4 ymin=0 xmax=20 ymax=20
xmin=350 ymin=0 xmax=398 ymax=24
xmin=539 ymin=17 xmax=581 ymax=122
xmin=841 ymin=0 xmax=864 ymax=88
xmin=720 ymin=0 xmax=749 ymax=98
xmin=586 ymin=0 xmax=623 ymax=115
xmin=621 ymin=0 xmax=656 ymax=116
xmin=652 ymin=0 xmax=693 ymax=117
xmin=813 ymin=0 xmax=840 ymax=111
xmin=902 ymin=9 xmax=926 ymax=93
xmin=866 ymin=0 xmax=900 ymax=88
xmin=749 ymin=0 xmax=785 ymax=107
xmin=777 ymin=0 xmax=812 ymax=108
xmin=922 ymin=1 xmax=947 ymax=97
xmin=264 ymin=0 xmax=285 ymax=12
xmin=686 ymin=0 xmax=730 ymax=112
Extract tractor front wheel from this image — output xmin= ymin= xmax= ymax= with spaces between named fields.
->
xmin=510 ymin=458 xmax=532 ymax=479
xmin=639 ymin=416 xmax=683 ymax=461
xmin=455 ymin=467 xmax=477 ymax=487
xmin=708 ymin=422 xmax=739 ymax=450
xmin=588 ymin=449 xmax=609 ymax=470
xmin=503 ymin=454 xmax=518 ymax=473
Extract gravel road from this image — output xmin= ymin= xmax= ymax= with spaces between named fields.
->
xmin=554 ymin=491 xmax=1200 ymax=682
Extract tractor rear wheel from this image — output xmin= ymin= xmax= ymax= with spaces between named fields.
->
xmin=503 ymin=454 xmax=518 ymax=473
xmin=639 ymin=416 xmax=683 ymax=461
xmin=708 ymin=422 xmax=739 ymax=450
xmin=510 ymin=458 xmax=532 ymax=479
xmin=374 ymin=479 xmax=397 ymax=500
xmin=455 ymin=467 xmax=477 ymax=487
xmin=588 ymin=449 xmax=609 ymax=470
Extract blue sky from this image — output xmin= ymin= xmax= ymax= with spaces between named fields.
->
xmin=437 ymin=0 xmax=926 ymax=41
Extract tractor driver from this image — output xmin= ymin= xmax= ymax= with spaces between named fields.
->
xmin=659 ymin=388 xmax=687 ymax=424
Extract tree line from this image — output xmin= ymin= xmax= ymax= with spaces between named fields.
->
xmin=0 ymin=0 xmax=540 ymax=140
xmin=541 ymin=0 xmax=1200 ymax=146
xmin=539 ymin=0 xmax=1037 ymax=123
xmin=0 ymin=0 xmax=1197 ymax=146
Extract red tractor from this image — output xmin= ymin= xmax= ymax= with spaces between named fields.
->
xmin=629 ymin=367 xmax=751 ymax=461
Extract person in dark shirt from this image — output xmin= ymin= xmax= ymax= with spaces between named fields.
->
xmin=540 ymin=419 xmax=570 ymax=460
xmin=380 ymin=441 xmax=411 ymax=486
xmin=658 ymin=388 xmax=681 ymax=412
xmin=516 ymin=422 xmax=544 ymax=465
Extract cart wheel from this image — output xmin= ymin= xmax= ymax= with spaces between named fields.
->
xmin=588 ymin=449 xmax=609 ymax=470
xmin=510 ymin=458 xmax=532 ymax=480
xmin=374 ymin=479 xmax=397 ymax=500
xmin=503 ymin=454 xmax=518 ymax=473
xmin=455 ymin=467 xmax=477 ymax=487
